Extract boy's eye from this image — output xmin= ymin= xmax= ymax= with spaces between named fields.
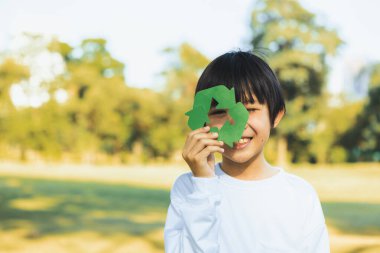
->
xmin=209 ymin=109 xmax=227 ymax=115
xmin=247 ymin=108 xmax=258 ymax=112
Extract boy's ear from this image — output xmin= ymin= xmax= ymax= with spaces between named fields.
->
xmin=273 ymin=109 xmax=285 ymax=128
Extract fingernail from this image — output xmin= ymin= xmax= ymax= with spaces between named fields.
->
xmin=219 ymin=141 xmax=224 ymax=145
xmin=220 ymin=148 xmax=224 ymax=153
xmin=212 ymin=132 xmax=218 ymax=136
xmin=204 ymin=126 xmax=210 ymax=130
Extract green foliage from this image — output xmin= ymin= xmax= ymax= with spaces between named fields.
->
xmin=0 ymin=37 xmax=191 ymax=163
xmin=0 ymin=59 xmax=30 ymax=155
xmin=0 ymin=59 xmax=29 ymax=114
xmin=5 ymin=101 xmax=71 ymax=160
xmin=119 ymin=87 xmax=183 ymax=159
xmin=308 ymin=96 xmax=364 ymax=163
xmin=329 ymin=146 xmax=347 ymax=163
xmin=0 ymin=12 xmax=378 ymax=164
xmin=340 ymin=64 xmax=380 ymax=161
xmin=49 ymin=38 xmax=129 ymax=157
xmin=163 ymin=43 xmax=209 ymax=101
xmin=250 ymin=0 xmax=343 ymax=163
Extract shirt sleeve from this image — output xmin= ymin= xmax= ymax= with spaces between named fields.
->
xmin=300 ymin=188 xmax=330 ymax=253
xmin=164 ymin=173 xmax=222 ymax=253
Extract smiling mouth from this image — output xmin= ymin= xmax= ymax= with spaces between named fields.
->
xmin=232 ymin=137 xmax=253 ymax=149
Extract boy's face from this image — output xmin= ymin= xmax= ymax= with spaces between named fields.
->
xmin=208 ymin=94 xmax=279 ymax=164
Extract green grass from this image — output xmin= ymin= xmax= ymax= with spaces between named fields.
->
xmin=323 ymin=202 xmax=380 ymax=235
xmin=0 ymin=176 xmax=170 ymax=252
xmin=1 ymin=164 xmax=380 ymax=252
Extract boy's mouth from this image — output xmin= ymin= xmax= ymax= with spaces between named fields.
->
xmin=233 ymin=137 xmax=253 ymax=150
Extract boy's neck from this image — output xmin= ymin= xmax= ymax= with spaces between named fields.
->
xmin=221 ymin=152 xmax=276 ymax=181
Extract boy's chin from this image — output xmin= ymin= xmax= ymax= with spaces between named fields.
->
xmin=222 ymin=150 xmax=260 ymax=164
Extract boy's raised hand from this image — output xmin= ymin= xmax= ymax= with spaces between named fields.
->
xmin=182 ymin=126 xmax=224 ymax=178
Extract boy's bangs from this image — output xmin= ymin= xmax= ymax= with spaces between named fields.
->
xmin=234 ymin=77 xmax=267 ymax=105
xmin=208 ymin=78 xmax=267 ymax=108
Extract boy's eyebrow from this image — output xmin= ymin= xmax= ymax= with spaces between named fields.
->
xmin=245 ymin=103 xmax=263 ymax=109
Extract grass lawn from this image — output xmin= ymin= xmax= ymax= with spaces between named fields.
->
xmin=290 ymin=165 xmax=380 ymax=253
xmin=0 ymin=176 xmax=170 ymax=252
xmin=0 ymin=162 xmax=380 ymax=252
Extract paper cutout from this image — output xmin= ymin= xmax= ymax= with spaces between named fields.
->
xmin=185 ymin=85 xmax=249 ymax=147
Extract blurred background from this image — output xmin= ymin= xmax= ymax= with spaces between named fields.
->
xmin=0 ymin=0 xmax=379 ymax=252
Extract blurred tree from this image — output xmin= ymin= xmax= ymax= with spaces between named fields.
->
xmin=50 ymin=38 xmax=130 ymax=158
xmin=340 ymin=64 xmax=380 ymax=161
xmin=250 ymin=0 xmax=343 ymax=165
xmin=51 ymin=38 xmax=184 ymax=162
xmin=0 ymin=59 xmax=29 ymax=115
xmin=121 ymin=87 xmax=182 ymax=160
xmin=308 ymin=95 xmax=364 ymax=163
xmin=1 ymin=37 xmax=209 ymax=163
xmin=0 ymin=59 xmax=29 ymax=158
xmin=5 ymin=101 xmax=71 ymax=160
xmin=162 ymin=43 xmax=210 ymax=160
xmin=163 ymin=43 xmax=209 ymax=101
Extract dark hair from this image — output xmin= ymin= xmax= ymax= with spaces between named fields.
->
xmin=195 ymin=50 xmax=286 ymax=128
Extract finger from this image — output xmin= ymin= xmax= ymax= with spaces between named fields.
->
xmin=188 ymin=131 xmax=219 ymax=151
xmin=185 ymin=133 xmax=221 ymax=162
xmin=195 ymin=145 xmax=224 ymax=161
xmin=188 ymin=138 xmax=224 ymax=157
xmin=184 ymin=126 xmax=210 ymax=151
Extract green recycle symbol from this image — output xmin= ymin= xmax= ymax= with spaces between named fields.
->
xmin=185 ymin=85 xmax=249 ymax=147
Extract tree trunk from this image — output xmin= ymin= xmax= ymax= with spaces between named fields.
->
xmin=20 ymin=146 xmax=26 ymax=161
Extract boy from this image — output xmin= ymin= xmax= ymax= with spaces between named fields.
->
xmin=164 ymin=51 xmax=329 ymax=253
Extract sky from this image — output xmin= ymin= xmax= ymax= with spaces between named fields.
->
xmin=1 ymin=0 xmax=380 ymax=96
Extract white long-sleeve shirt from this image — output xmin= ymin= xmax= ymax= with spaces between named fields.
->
xmin=164 ymin=162 xmax=329 ymax=253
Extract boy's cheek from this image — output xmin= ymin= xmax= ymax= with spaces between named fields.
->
xmin=249 ymin=114 xmax=270 ymax=127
